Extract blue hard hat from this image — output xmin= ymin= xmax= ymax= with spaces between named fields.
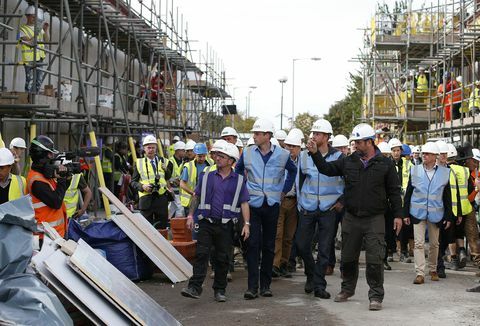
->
xmin=193 ymin=143 xmax=208 ymax=155
xmin=401 ymin=144 xmax=411 ymax=156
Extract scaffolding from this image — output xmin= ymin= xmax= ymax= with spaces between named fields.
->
xmin=0 ymin=0 xmax=230 ymax=213
xmin=360 ymin=0 xmax=480 ymax=146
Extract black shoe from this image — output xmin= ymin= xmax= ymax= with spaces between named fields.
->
xmin=244 ymin=289 xmax=258 ymax=300
xmin=384 ymin=260 xmax=392 ymax=271
xmin=280 ymin=265 xmax=292 ymax=278
xmin=287 ymin=263 xmax=296 ymax=273
xmin=458 ymin=248 xmax=467 ymax=269
xmin=272 ymin=266 xmax=281 ymax=278
xmin=260 ymin=288 xmax=273 ymax=297
xmin=437 ymin=268 xmax=446 ymax=279
xmin=181 ymin=287 xmax=200 ymax=299
xmin=314 ymin=289 xmax=331 ymax=299
xmin=214 ymin=291 xmax=226 ymax=302
xmin=304 ymin=278 xmax=314 ymax=294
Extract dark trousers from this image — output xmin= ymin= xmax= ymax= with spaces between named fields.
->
xmin=296 ymin=209 xmax=336 ymax=291
xmin=328 ymin=210 xmax=344 ymax=268
xmin=437 ymin=221 xmax=455 ymax=270
xmin=400 ymin=222 xmax=414 ymax=255
xmin=341 ymin=213 xmax=385 ymax=302
xmin=384 ymin=210 xmax=397 ymax=258
xmin=140 ymin=193 xmax=169 ymax=229
xmin=246 ymin=203 xmax=280 ymax=291
xmin=188 ymin=219 xmax=233 ymax=294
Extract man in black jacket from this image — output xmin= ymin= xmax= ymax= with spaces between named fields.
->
xmin=306 ymin=123 xmax=403 ymax=311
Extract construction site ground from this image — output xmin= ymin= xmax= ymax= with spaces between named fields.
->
xmin=138 ymin=250 xmax=480 ymax=326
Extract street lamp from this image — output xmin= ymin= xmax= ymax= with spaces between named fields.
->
xmin=247 ymin=86 xmax=257 ymax=118
xmin=292 ymin=57 xmax=321 ymax=127
xmin=279 ymin=76 xmax=288 ymax=130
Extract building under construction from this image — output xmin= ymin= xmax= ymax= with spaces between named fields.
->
xmin=0 ymin=0 xmax=230 ymax=150
xmin=361 ymin=0 xmax=480 ymax=146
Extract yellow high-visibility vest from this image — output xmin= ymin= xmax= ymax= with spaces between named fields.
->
xmin=102 ymin=147 xmax=113 ymax=173
xmin=136 ymin=157 xmax=167 ymax=197
xmin=64 ymin=173 xmax=81 ymax=218
xmin=416 ymin=75 xmax=428 ymax=93
xmin=469 ymin=88 xmax=480 ymax=110
xmin=168 ymin=157 xmax=183 ymax=179
xmin=180 ymin=161 xmax=197 ymax=207
xmin=19 ymin=24 xmax=45 ymax=63
xmin=450 ymin=164 xmax=473 ymax=216
xmin=6 ymin=174 xmax=26 ymax=202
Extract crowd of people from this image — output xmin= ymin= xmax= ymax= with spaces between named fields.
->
xmin=2 ymin=117 xmax=480 ymax=312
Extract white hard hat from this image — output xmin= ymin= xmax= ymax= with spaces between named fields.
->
xmin=435 ymin=140 xmax=449 ymax=154
xmin=251 ymin=118 xmax=274 ymax=133
xmin=173 ymin=141 xmax=186 ymax=151
xmin=216 ymin=142 xmax=240 ymax=161
xmin=247 ymin=137 xmax=255 ymax=146
xmin=274 ymin=129 xmax=287 ymax=141
xmin=328 ymin=135 xmax=334 ymax=143
xmin=284 ymin=133 xmax=302 ymax=147
xmin=0 ymin=148 xmax=15 ymax=166
xmin=412 ymin=146 xmax=421 ymax=153
xmin=378 ymin=142 xmax=391 ymax=154
xmin=311 ymin=119 xmax=333 ymax=134
xmin=185 ymin=139 xmax=196 ymax=151
xmin=270 ymin=138 xmax=280 ymax=147
xmin=212 ymin=139 xmax=229 ymax=152
xmin=142 ymin=135 xmax=157 ymax=146
xmin=9 ymin=137 xmax=26 ymax=149
xmin=456 ymin=76 xmax=463 ymax=84
xmin=235 ymin=138 xmax=244 ymax=148
xmin=288 ymin=128 xmax=304 ymax=140
xmin=447 ymin=143 xmax=457 ymax=158
xmin=388 ymin=138 xmax=403 ymax=150
xmin=173 ymin=135 xmax=181 ymax=141
xmin=473 ymin=148 xmax=480 ymax=162
xmin=106 ymin=136 xmax=114 ymax=145
xmin=421 ymin=142 xmax=440 ymax=154
xmin=332 ymin=135 xmax=349 ymax=148
xmin=350 ymin=123 xmax=375 ymax=141
xmin=221 ymin=126 xmax=238 ymax=138
xmin=25 ymin=5 xmax=36 ymax=15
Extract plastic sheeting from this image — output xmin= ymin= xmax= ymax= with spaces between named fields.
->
xmin=0 ymin=195 xmax=37 ymax=232
xmin=0 ymin=224 xmax=33 ymax=278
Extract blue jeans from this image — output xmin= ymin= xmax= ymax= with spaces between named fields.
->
xmin=24 ymin=61 xmax=44 ymax=93
xmin=246 ymin=202 xmax=279 ymax=291
xmin=296 ymin=208 xmax=336 ymax=291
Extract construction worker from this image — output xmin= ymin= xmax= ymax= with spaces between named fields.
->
xmin=403 ymin=142 xmax=453 ymax=285
xmin=18 ymin=5 xmax=49 ymax=93
xmin=180 ymin=143 xmax=211 ymax=216
xmin=27 ymin=135 xmax=67 ymax=241
xmin=274 ymin=129 xmax=287 ymax=148
xmin=168 ymin=135 xmax=181 ymax=158
xmin=235 ymin=118 xmax=296 ymax=299
xmin=0 ymin=148 xmax=26 ymax=205
xmin=272 ymin=129 xmax=302 ymax=279
xmin=113 ymin=141 xmax=131 ymax=201
xmin=168 ymin=140 xmax=186 ymax=218
xmin=220 ymin=127 xmax=238 ymax=145
xmin=332 ymin=134 xmax=349 ymax=156
xmin=9 ymin=137 xmax=27 ymax=175
xmin=307 ymin=123 xmax=403 ymax=311
xmin=296 ymin=119 xmax=345 ymax=299
xmin=130 ymin=135 xmax=169 ymax=228
xmin=412 ymin=146 xmax=422 ymax=165
xmin=64 ymin=172 xmax=92 ymax=219
xmin=181 ymin=143 xmax=250 ymax=302
xmin=184 ymin=140 xmax=197 ymax=162
xmin=415 ymin=67 xmax=429 ymax=94
xmin=235 ymin=138 xmax=244 ymax=157
xmin=378 ymin=142 xmax=391 ymax=157
xmin=102 ymin=136 xmax=114 ymax=192
xmin=468 ymin=80 xmax=480 ymax=113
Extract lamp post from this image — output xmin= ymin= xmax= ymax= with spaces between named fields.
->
xmin=279 ymin=76 xmax=288 ymax=130
xmin=247 ymin=86 xmax=257 ymax=118
xmin=292 ymin=57 xmax=321 ymax=127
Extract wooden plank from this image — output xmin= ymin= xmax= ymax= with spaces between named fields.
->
xmin=69 ymin=239 xmax=181 ymax=326
xmin=99 ymin=186 xmax=192 ymax=282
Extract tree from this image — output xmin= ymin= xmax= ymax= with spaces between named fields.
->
xmin=294 ymin=112 xmax=319 ymax=139
xmin=224 ymin=111 xmax=256 ymax=133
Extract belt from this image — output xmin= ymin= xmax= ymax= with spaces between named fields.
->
xmin=285 ymin=195 xmax=296 ymax=199
xmin=200 ymin=217 xmax=235 ymax=225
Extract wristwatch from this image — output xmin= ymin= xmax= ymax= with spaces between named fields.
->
xmin=245 ymin=221 xmax=250 ymax=226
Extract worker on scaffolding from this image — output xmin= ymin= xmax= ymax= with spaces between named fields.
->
xmin=415 ymin=67 xmax=429 ymax=94
xmin=18 ymin=5 xmax=49 ymax=93
xmin=141 ymin=64 xmax=165 ymax=116
xmin=468 ymin=80 xmax=480 ymax=114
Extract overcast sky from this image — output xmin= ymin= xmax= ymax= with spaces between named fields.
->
xmin=176 ymin=0 xmax=392 ymax=130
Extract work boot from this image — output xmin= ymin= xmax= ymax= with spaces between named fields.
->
xmin=304 ymin=277 xmax=314 ymax=294
xmin=447 ymin=256 xmax=459 ymax=271
xmin=260 ymin=288 xmax=273 ymax=297
xmin=430 ymin=271 xmax=440 ymax=281
xmin=280 ymin=264 xmax=292 ymax=278
xmin=369 ymin=300 xmax=382 ymax=311
xmin=413 ymin=275 xmax=425 ymax=284
xmin=334 ymin=291 xmax=354 ymax=302
xmin=243 ymin=289 xmax=258 ymax=300
xmin=181 ymin=287 xmax=201 ymax=299
xmin=399 ymin=252 xmax=408 ymax=263
xmin=214 ymin=291 xmax=226 ymax=302
xmin=314 ymin=289 xmax=331 ymax=299
xmin=437 ymin=267 xmax=446 ymax=279
xmin=458 ymin=247 xmax=467 ymax=269
xmin=384 ymin=260 xmax=392 ymax=271
xmin=272 ymin=266 xmax=281 ymax=278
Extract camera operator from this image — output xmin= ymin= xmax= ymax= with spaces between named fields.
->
xmin=131 ymin=135 xmax=170 ymax=228
xmin=26 ymin=135 xmax=68 ymax=240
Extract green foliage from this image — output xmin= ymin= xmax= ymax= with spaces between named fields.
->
xmin=294 ymin=112 xmax=319 ymax=139
xmin=323 ymin=73 xmax=363 ymax=136
xmin=224 ymin=111 xmax=257 ymax=133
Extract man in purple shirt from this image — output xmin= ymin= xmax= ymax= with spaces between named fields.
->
xmin=181 ymin=143 xmax=250 ymax=302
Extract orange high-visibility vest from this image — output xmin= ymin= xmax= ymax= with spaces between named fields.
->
xmin=27 ymin=170 xmax=67 ymax=238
